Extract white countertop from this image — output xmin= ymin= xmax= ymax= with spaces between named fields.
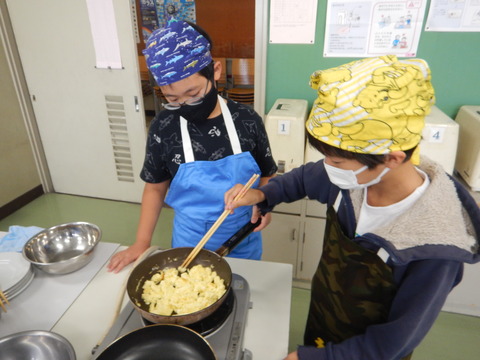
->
xmin=0 ymin=240 xmax=119 ymax=338
xmin=227 ymin=257 xmax=293 ymax=359
xmin=46 ymin=246 xmax=293 ymax=360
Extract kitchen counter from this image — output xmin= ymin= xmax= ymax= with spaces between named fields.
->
xmin=44 ymin=246 xmax=292 ymax=359
xmin=0 ymin=239 xmax=119 ymax=338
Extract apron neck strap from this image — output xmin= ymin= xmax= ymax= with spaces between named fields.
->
xmin=333 ymin=191 xmax=343 ymax=212
xmin=180 ymin=95 xmax=242 ymax=163
xmin=219 ymin=96 xmax=242 ymax=155
xmin=180 ymin=116 xmax=194 ymax=163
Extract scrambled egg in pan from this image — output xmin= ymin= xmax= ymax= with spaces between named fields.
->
xmin=141 ymin=265 xmax=227 ymax=316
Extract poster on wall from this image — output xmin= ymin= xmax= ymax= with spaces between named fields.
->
xmin=425 ymin=0 xmax=480 ymax=32
xmin=269 ymin=0 xmax=318 ymax=44
xmin=139 ymin=0 xmax=159 ymax=42
xmin=156 ymin=0 xmax=196 ymax=29
xmin=324 ymin=0 xmax=427 ymax=57
xmin=140 ymin=0 xmax=197 ymax=43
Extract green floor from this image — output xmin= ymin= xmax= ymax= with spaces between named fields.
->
xmin=1 ymin=193 xmax=479 ymax=358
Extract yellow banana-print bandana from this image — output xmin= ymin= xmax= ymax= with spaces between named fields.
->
xmin=306 ymin=55 xmax=435 ymax=165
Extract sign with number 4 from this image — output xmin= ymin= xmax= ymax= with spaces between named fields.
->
xmin=426 ymin=126 xmax=445 ymax=143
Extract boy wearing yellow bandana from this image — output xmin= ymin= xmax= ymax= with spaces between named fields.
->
xmin=225 ymin=56 xmax=480 ymax=360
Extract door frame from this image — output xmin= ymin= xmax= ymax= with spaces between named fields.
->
xmin=0 ymin=1 xmax=53 ymax=192
xmin=254 ymin=0 xmax=268 ymax=118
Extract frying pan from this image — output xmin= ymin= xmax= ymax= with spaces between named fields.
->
xmin=95 ymin=324 xmax=216 ymax=360
xmin=126 ymin=218 xmax=260 ymax=325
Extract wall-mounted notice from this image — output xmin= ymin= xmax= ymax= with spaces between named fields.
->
xmin=425 ymin=0 xmax=480 ymax=32
xmin=269 ymin=0 xmax=318 ymax=44
xmin=86 ymin=0 xmax=123 ymax=69
xmin=324 ymin=0 xmax=427 ymax=58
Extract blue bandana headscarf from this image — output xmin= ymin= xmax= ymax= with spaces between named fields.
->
xmin=143 ymin=19 xmax=212 ymax=86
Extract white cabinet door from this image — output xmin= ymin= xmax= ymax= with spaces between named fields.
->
xmin=261 ymin=213 xmax=300 ymax=275
xmin=443 ymin=263 xmax=480 ymax=316
xmin=297 ymin=217 xmax=325 ymax=282
xmin=6 ymin=0 xmax=146 ymax=202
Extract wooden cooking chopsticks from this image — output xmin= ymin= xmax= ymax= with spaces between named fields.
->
xmin=180 ymin=173 xmax=260 ymax=269
xmin=0 ymin=290 xmax=9 ymax=312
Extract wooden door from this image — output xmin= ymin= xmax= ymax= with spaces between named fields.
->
xmin=196 ymin=0 xmax=255 ymax=58
xmin=6 ymin=0 xmax=146 ymax=202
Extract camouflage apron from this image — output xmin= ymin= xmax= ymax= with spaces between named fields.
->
xmin=304 ymin=206 xmax=412 ymax=360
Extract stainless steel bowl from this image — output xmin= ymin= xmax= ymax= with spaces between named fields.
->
xmin=22 ymin=222 xmax=101 ymax=275
xmin=0 ymin=330 xmax=76 ymax=360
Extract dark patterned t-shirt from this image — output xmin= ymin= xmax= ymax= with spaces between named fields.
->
xmin=140 ymin=99 xmax=278 ymax=183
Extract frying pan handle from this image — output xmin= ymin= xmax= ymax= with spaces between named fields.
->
xmin=215 ymin=218 xmax=262 ymax=257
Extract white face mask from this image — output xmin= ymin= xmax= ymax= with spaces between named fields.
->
xmin=324 ymin=162 xmax=390 ymax=190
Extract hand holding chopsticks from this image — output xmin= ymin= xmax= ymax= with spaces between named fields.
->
xmin=180 ymin=174 xmax=260 ymax=269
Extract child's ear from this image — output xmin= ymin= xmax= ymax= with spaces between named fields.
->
xmin=384 ymin=151 xmax=407 ymax=168
xmin=213 ymin=61 xmax=222 ymax=82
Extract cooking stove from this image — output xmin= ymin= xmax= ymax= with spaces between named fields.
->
xmin=91 ymin=273 xmax=252 ymax=360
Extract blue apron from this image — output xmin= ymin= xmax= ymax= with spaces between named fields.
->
xmin=165 ymin=96 xmax=262 ymax=259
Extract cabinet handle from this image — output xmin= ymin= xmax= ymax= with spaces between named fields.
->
xmin=291 ymin=228 xmax=296 ymax=241
xmin=134 ymin=96 xmax=139 ymax=112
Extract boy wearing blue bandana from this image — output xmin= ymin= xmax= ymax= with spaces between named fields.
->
xmin=108 ymin=20 xmax=277 ymax=273
xmin=225 ymin=56 xmax=480 ymax=360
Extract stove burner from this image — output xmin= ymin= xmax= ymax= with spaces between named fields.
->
xmin=93 ymin=274 xmax=251 ymax=360
xmin=141 ymin=288 xmax=235 ymax=337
